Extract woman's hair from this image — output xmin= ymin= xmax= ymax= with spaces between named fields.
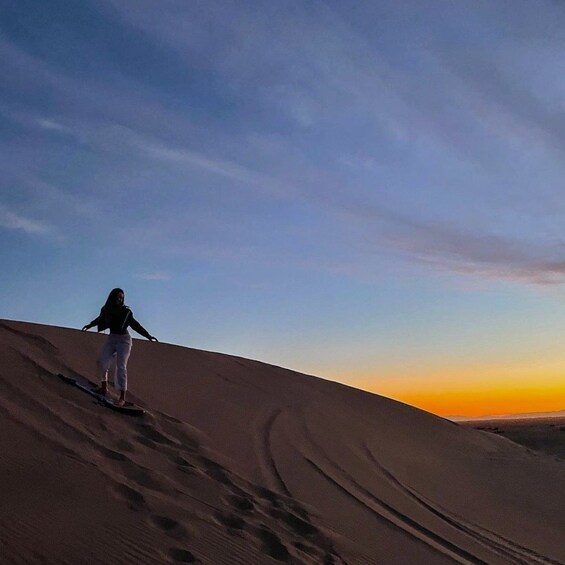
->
xmin=104 ymin=288 xmax=125 ymax=308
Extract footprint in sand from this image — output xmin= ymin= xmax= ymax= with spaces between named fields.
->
xmin=255 ymin=486 xmax=282 ymax=508
xmin=227 ymin=493 xmax=255 ymax=513
xmin=99 ymin=446 xmax=127 ymax=462
xmin=257 ymin=525 xmax=289 ymax=562
xmin=214 ymin=511 xmax=246 ymax=532
xmin=297 ymin=540 xmax=342 ymax=564
xmin=120 ymin=462 xmax=165 ymax=491
xmin=323 ymin=552 xmax=338 ymax=565
xmin=136 ymin=422 xmax=179 ymax=447
xmin=200 ymin=457 xmax=233 ymax=486
xmin=136 ymin=435 xmax=159 ymax=449
xmin=150 ymin=515 xmax=190 ymax=541
xmin=112 ymin=483 xmax=146 ymax=511
xmin=269 ymin=507 xmax=318 ymax=537
xmin=174 ymin=456 xmax=195 ymax=473
xmin=169 ymin=547 xmax=196 ymax=563
xmin=293 ymin=540 xmax=317 ymax=556
xmin=158 ymin=417 xmax=201 ymax=451
xmin=293 ymin=540 xmax=339 ymax=564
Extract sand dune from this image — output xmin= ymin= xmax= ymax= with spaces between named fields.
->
xmin=0 ymin=319 xmax=564 ymax=564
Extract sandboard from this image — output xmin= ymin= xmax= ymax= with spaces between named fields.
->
xmin=58 ymin=373 xmax=146 ymax=416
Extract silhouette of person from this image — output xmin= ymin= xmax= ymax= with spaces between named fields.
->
xmin=82 ymin=288 xmax=157 ymax=406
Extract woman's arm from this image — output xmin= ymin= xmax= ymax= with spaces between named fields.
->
xmin=82 ymin=314 xmax=101 ymax=331
xmin=129 ymin=315 xmax=158 ymax=341
xmin=82 ymin=308 xmax=105 ymax=331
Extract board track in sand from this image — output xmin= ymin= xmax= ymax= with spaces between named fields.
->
xmin=57 ymin=372 xmax=146 ymax=416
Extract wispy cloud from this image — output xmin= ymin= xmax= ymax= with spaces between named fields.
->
xmin=359 ymin=209 xmax=565 ymax=285
xmin=130 ymin=135 xmax=291 ymax=198
xmin=36 ymin=118 xmax=69 ymax=133
xmin=136 ymin=272 xmax=171 ymax=281
xmin=0 ymin=205 xmax=50 ymax=235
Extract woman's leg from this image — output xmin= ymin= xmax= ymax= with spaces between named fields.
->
xmin=114 ymin=336 xmax=132 ymax=405
xmin=97 ymin=337 xmax=117 ymax=394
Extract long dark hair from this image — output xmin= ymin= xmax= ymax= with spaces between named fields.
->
xmin=104 ymin=288 xmax=125 ymax=309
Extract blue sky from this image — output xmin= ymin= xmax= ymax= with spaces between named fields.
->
xmin=1 ymin=1 xmax=564 ymax=415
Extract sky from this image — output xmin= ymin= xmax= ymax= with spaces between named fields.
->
xmin=1 ymin=0 xmax=564 ymax=419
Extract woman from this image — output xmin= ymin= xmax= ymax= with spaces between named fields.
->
xmin=82 ymin=288 xmax=157 ymax=406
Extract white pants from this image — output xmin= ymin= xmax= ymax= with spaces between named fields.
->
xmin=97 ymin=334 xmax=132 ymax=392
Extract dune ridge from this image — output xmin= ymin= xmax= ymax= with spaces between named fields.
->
xmin=0 ymin=319 xmax=564 ymax=564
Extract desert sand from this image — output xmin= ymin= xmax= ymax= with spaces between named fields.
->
xmin=0 ymin=319 xmax=564 ymax=564
xmin=461 ymin=417 xmax=565 ymax=462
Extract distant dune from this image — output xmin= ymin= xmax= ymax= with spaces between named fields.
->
xmin=1 ymin=319 xmax=564 ymax=564
xmin=450 ymin=411 xmax=565 ymax=422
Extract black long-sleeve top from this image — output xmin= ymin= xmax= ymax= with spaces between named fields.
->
xmin=88 ymin=306 xmax=152 ymax=340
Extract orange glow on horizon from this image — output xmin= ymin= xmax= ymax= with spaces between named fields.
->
xmin=347 ymin=373 xmax=565 ymax=418
xmin=385 ymin=388 xmax=565 ymax=418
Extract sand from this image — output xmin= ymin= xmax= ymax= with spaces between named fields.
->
xmin=0 ymin=319 xmax=564 ymax=564
xmin=462 ymin=417 xmax=565 ymax=462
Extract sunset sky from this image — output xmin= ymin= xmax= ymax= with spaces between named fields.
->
xmin=1 ymin=1 xmax=564 ymax=418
